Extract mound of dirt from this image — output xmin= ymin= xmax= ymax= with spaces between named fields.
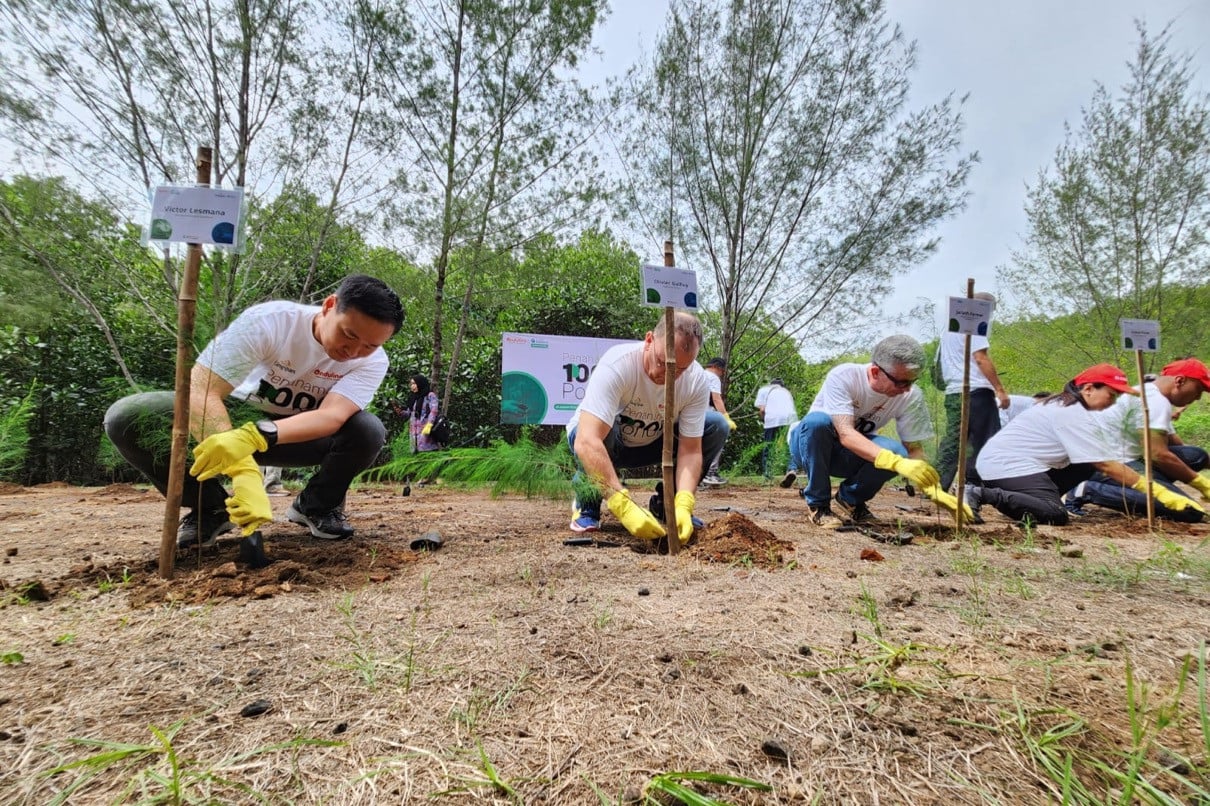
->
xmin=690 ymin=512 xmax=796 ymax=569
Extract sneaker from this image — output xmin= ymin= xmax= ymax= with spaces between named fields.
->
xmin=832 ymin=494 xmax=876 ymax=525
xmin=263 ymin=482 xmax=287 ymax=496
xmin=1063 ymin=482 xmax=1088 ymax=517
xmin=648 ymin=481 xmax=664 ymax=517
xmin=805 ymin=503 xmax=844 ymax=529
xmin=285 ymin=502 xmax=354 ymax=540
xmin=570 ymin=499 xmax=601 ymax=533
xmin=963 ymin=485 xmax=986 ymax=525
xmin=780 ymin=471 xmax=798 ymax=489
xmin=702 ymin=473 xmax=727 ymax=487
xmin=177 ymin=509 xmax=235 ymax=549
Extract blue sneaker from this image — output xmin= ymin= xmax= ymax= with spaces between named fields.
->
xmin=570 ymin=499 xmax=601 ymax=532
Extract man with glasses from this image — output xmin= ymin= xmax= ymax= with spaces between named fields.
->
xmin=788 ymin=334 xmax=967 ymax=527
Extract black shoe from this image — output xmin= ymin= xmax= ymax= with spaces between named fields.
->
xmin=177 ymin=509 xmax=235 ymax=549
xmin=780 ymin=471 xmax=797 ymax=489
xmin=832 ymin=494 xmax=876 ymax=525
xmin=648 ymin=481 xmax=664 ymax=517
xmin=963 ymin=485 xmax=986 ymax=525
xmin=285 ymin=502 xmax=354 ymax=540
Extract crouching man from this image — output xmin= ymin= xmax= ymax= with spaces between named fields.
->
xmin=565 ymin=312 xmax=728 ymax=546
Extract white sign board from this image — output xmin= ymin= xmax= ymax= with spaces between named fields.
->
xmin=1119 ymin=318 xmax=1160 ymax=352
xmin=946 ymin=296 xmax=994 ymax=336
xmin=501 ymin=333 xmax=636 ymax=425
xmin=149 ymin=185 xmax=244 ymax=246
xmin=640 ymin=264 xmax=698 ymax=309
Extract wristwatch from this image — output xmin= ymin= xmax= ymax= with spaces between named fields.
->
xmin=255 ymin=419 xmax=279 ymax=448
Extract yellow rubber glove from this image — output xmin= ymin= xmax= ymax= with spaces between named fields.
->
xmin=921 ymin=485 xmax=975 ymax=520
xmin=675 ymin=490 xmax=696 ymax=546
xmin=725 ymin=416 xmax=737 ymax=431
xmin=225 ymin=457 xmax=273 ymax=535
xmin=1131 ymin=478 xmax=1206 ymax=514
xmin=607 ymin=489 xmax=667 ymax=540
xmin=873 ymin=449 xmax=940 ymax=490
xmin=1187 ymin=474 xmax=1210 ymax=503
xmin=191 ymin=422 xmax=268 ymax=481
xmin=422 ymin=422 xmax=433 ymax=436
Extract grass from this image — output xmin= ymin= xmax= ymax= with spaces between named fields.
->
xmin=1063 ymin=538 xmax=1210 ymax=590
xmin=37 ymin=717 xmax=341 ymax=805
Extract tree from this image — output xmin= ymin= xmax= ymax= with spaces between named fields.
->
xmin=378 ymin=0 xmax=611 ymax=407
xmin=622 ymin=0 xmax=974 ymax=371
xmin=1001 ymin=22 xmax=1210 ymax=367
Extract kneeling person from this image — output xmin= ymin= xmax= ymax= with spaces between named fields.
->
xmin=566 ymin=312 xmax=728 ymax=545
xmin=104 ymin=275 xmax=404 ymax=547
xmin=789 ymin=335 xmax=962 ymax=527
xmin=1078 ymin=358 xmax=1210 ymax=521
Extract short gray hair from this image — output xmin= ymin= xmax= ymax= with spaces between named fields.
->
xmin=653 ymin=311 xmax=704 ymax=347
xmin=871 ymin=334 xmax=925 ymax=372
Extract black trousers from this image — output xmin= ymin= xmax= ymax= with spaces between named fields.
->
xmin=936 ymin=388 xmax=1001 ymax=491
xmin=103 ymin=391 xmax=385 ymax=514
xmin=981 ymin=464 xmax=1096 ymax=526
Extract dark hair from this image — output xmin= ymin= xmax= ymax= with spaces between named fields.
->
xmin=705 ymin=357 xmax=727 ymax=370
xmin=1032 ymin=391 xmax=1051 ymax=399
xmin=1045 ymin=380 xmax=1108 ymax=408
xmin=335 ymin=274 xmax=404 ymax=335
xmin=407 ymin=374 xmax=432 ymax=419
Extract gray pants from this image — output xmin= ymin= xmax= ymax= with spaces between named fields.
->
xmin=103 ymin=391 xmax=385 ymax=514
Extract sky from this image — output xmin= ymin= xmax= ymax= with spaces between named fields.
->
xmin=583 ymin=0 xmax=1210 ymax=343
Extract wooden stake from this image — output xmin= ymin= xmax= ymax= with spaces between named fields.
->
xmin=661 ymin=240 xmax=679 ymax=554
xmin=158 ymin=146 xmax=212 ymax=579
xmin=1135 ymin=351 xmax=1155 ymax=530
xmin=954 ymin=278 xmax=974 ymax=529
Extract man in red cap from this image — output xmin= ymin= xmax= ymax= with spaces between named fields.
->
xmin=1072 ymin=358 xmax=1210 ymax=522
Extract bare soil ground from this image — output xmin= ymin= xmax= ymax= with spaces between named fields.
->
xmin=1 ymin=479 xmax=1208 ymax=804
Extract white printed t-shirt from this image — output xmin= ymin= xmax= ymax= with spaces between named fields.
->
xmin=976 ymin=400 xmax=1115 ymax=480
xmin=761 ymin=385 xmax=798 ymax=428
xmin=999 ymin=394 xmax=1036 ymax=427
xmin=808 ymin=363 xmax=934 ymax=443
xmin=1091 ymin=384 xmax=1175 ymax=462
xmin=940 ymin=331 xmax=992 ymax=395
xmin=704 ymin=368 xmax=722 ymax=407
xmin=567 ymin=342 xmax=711 ymax=447
xmin=198 ymin=300 xmax=389 ymax=416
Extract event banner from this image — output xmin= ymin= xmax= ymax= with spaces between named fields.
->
xmin=501 ymin=332 xmax=635 ymax=425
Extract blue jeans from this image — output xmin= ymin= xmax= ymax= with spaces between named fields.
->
xmin=788 ymin=411 xmax=905 ymax=508
xmin=567 ymin=410 xmax=730 ymax=515
xmin=1081 ymin=445 xmax=1207 ymax=523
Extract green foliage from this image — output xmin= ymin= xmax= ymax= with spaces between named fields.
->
xmin=641 ymin=770 xmax=772 ymax=805
xmin=366 ymin=428 xmax=576 ymax=499
xmin=0 ymin=384 xmax=35 ymax=480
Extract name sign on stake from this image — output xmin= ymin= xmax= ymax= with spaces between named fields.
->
xmin=946 ymin=296 xmax=993 ymax=335
xmin=149 ymin=185 xmax=245 ymax=246
xmin=641 ymin=264 xmax=698 ymax=309
xmin=1119 ymin=318 xmax=1160 ymax=352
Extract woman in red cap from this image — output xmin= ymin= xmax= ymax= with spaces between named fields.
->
xmin=964 ymin=364 xmax=1205 ymax=526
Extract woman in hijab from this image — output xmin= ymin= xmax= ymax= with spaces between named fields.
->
xmin=405 ymin=374 xmax=441 ymax=453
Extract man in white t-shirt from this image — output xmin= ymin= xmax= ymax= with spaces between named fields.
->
xmin=105 ymin=275 xmax=404 ymax=552
xmin=936 ymin=292 xmax=1010 ymax=491
xmin=1074 ymin=358 xmax=1210 ymax=522
xmin=757 ymin=379 xmax=798 ymax=483
xmin=788 ymin=335 xmax=963 ymax=528
xmin=565 ymin=312 xmax=725 ymax=546
xmin=701 ymin=357 xmax=737 ymax=486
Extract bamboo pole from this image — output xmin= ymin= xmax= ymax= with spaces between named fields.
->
xmin=954 ymin=278 xmax=974 ymax=529
xmin=1135 ymin=351 xmax=1155 ymax=529
xmin=158 ymin=146 xmax=212 ymax=579
xmin=661 ymin=240 xmax=679 ymax=554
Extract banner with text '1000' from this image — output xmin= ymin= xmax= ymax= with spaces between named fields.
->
xmin=500 ymin=333 xmax=635 ymax=426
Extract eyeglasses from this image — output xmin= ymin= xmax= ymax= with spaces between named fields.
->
xmin=875 ymin=362 xmax=915 ymax=389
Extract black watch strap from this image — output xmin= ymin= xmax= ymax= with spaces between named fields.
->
xmin=256 ymin=419 xmax=279 ymax=448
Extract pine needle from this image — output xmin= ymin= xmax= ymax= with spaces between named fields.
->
xmin=364 ymin=429 xmax=577 ymax=500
